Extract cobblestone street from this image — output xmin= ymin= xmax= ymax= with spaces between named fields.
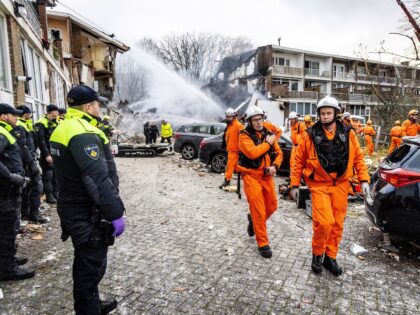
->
xmin=1 ymin=155 xmax=419 ymax=315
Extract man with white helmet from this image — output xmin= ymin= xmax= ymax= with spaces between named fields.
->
xmin=220 ymin=108 xmax=243 ymax=189
xmin=290 ymin=95 xmax=371 ymax=276
xmin=342 ymin=112 xmax=351 ymax=127
xmin=289 ymin=111 xmax=306 ymax=174
xmin=237 ymin=106 xmax=283 ymax=258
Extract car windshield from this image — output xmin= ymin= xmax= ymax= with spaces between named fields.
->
xmin=402 ymin=147 xmax=420 ymax=172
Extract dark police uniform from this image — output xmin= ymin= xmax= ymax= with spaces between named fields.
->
xmin=50 ymin=107 xmax=124 ymax=314
xmin=34 ymin=113 xmax=58 ymax=200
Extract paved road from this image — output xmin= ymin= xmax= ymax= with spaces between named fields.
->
xmin=1 ymin=156 xmax=419 ymax=314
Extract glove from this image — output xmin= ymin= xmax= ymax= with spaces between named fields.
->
xmin=290 ymin=187 xmax=299 ymax=201
xmin=9 ymin=173 xmax=25 ymax=186
xmin=30 ymin=162 xmax=40 ymax=175
xmin=361 ymin=182 xmax=373 ymax=206
xmin=112 ymin=216 xmax=126 ymax=237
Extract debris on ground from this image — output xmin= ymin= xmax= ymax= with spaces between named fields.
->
xmin=347 ymin=209 xmax=365 ymax=219
xmin=0 ymin=288 xmax=3 ymax=300
xmin=172 ymin=287 xmax=188 ymax=293
xmin=26 ymin=224 xmax=44 ymax=233
xmin=379 ymin=243 xmax=400 ymax=253
xmin=222 ymin=185 xmax=237 ymax=193
xmin=350 ymin=243 xmax=369 ymax=257
xmin=224 ymin=247 xmax=234 ymax=256
xmin=387 ymin=252 xmax=400 ymax=262
xmin=31 ymin=234 xmax=44 ymax=241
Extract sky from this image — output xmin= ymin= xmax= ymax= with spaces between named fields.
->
xmin=53 ymin=0 xmax=415 ymax=62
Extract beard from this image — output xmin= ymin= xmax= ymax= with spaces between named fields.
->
xmin=321 ymin=118 xmax=336 ymax=127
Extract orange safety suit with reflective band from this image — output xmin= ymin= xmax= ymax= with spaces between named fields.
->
xmin=263 ymin=121 xmax=282 ymax=140
xmin=388 ymin=126 xmax=402 ymax=154
xmin=290 ymin=121 xmax=306 ymax=175
xmin=291 ymin=125 xmax=369 ymax=259
xmin=224 ymin=118 xmax=244 ymax=181
xmin=401 ymin=119 xmax=420 ymax=137
xmin=362 ymin=125 xmax=375 ymax=156
xmin=238 ymin=130 xmax=283 ymax=248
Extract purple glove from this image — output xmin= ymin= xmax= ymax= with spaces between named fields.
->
xmin=112 ymin=216 xmax=125 ymax=237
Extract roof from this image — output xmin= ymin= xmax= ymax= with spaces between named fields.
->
xmin=47 ymin=11 xmax=130 ymax=52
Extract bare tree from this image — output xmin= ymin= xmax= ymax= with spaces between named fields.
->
xmin=115 ymin=54 xmax=147 ymax=103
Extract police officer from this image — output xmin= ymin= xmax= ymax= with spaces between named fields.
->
xmin=0 ymin=103 xmax=35 ymax=281
xmin=15 ymin=105 xmax=45 ymax=224
xmin=35 ymin=104 xmax=59 ymax=204
xmin=290 ymin=96 xmax=371 ymax=277
xmin=50 ymin=85 xmax=125 ymax=315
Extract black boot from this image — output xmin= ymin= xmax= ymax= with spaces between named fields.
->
xmin=46 ymin=194 xmax=57 ymax=204
xmin=100 ymin=299 xmax=118 ymax=314
xmin=15 ymin=255 xmax=28 ymax=266
xmin=258 ymin=245 xmax=272 ymax=258
xmin=29 ymin=213 xmax=47 ymax=224
xmin=323 ymin=255 xmax=343 ymax=277
xmin=247 ymin=214 xmax=254 ymax=237
xmin=311 ymin=254 xmax=323 ymax=274
xmin=219 ymin=180 xmax=230 ymax=189
xmin=0 ymin=265 xmax=35 ymax=281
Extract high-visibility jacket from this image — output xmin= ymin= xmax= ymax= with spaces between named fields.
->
xmin=161 ymin=123 xmax=173 ymax=138
xmin=263 ymin=121 xmax=282 ymax=140
xmin=224 ymin=118 xmax=244 ymax=152
xmin=401 ymin=119 xmax=420 ymax=137
xmin=290 ymin=123 xmax=370 ymax=187
xmin=34 ymin=115 xmax=58 ymax=158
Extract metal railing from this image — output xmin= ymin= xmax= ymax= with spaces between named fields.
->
xmin=285 ymin=91 xmax=318 ymax=99
xmin=15 ymin=0 xmax=42 ymax=38
xmin=304 ymin=68 xmax=320 ymax=77
xmin=272 ymin=65 xmax=303 ymax=76
xmin=333 ymin=72 xmax=355 ymax=80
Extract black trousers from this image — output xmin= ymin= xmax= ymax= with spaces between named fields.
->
xmin=145 ymin=134 xmax=152 ymax=144
xmin=151 ymin=135 xmax=157 ymax=143
xmin=40 ymin=160 xmax=54 ymax=195
xmin=0 ymin=191 xmax=19 ymax=271
xmin=73 ymin=243 xmax=108 ymax=315
xmin=21 ymin=169 xmax=43 ymax=220
xmin=161 ymin=137 xmax=171 ymax=144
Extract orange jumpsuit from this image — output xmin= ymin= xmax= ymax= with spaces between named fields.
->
xmin=263 ymin=121 xmax=282 ymax=140
xmin=388 ymin=126 xmax=402 ymax=154
xmin=401 ymin=119 xmax=420 ymax=137
xmin=290 ymin=121 xmax=306 ymax=174
xmin=238 ymin=131 xmax=283 ymax=248
xmin=224 ymin=118 xmax=244 ymax=181
xmin=362 ymin=125 xmax=375 ymax=156
xmin=291 ymin=126 xmax=369 ymax=259
xmin=305 ymin=121 xmax=314 ymax=129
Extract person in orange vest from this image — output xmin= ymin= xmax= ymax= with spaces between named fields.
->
xmin=290 ymin=95 xmax=371 ymax=276
xmin=362 ymin=120 xmax=375 ymax=156
xmin=401 ymin=109 xmax=420 ymax=137
xmin=388 ymin=120 xmax=402 ymax=154
xmin=220 ymin=108 xmax=244 ymax=189
xmin=342 ymin=112 xmax=351 ymax=127
xmin=238 ymin=106 xmax=283 ymax=258
xmin=304 ymin=115 xmax=314 ymax=129
xmin=289 ymin=111 xmax=306 ymax=174
xmin=263 ymin=120 xmax=282 ymax=140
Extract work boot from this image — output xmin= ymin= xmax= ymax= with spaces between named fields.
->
xmin=311 ymin=254 xmax=323 ymax=274
xmin=0 ymin=265 xmax=35 ymax=281
xmin=100 ymin=299 xmax=118 ymax=314
xmin=46 ymin=194 xmax=57 ymax=204
xmin=29 ymin=213 xmax=47 ymax=224
xmin=323 ymin=255 xmax=343 ymax=277
xmin=258 ymin=245 xmax=272 ymax=258
xmin=219 ymin=179 xmax=230 ymax=189
xmin=247 ymin=214 xmax=254 ymax=237
xmin=15 ymin=255 xmax=28 ymax=266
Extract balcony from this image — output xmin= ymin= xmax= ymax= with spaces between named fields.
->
xmin=305 ymin=68 xmax=331 ymax=79
xmin=333 ymin=72 xmax=355 ymax=81
xmin=272 ymin=65 xmax=303 ymax=76
xmin=357 ymin=74 xmax=397 ymax=85
xmin=15 ymin=0 xmax=42 ymax=38
xmin=285 ymin=91 xmax=318 ymax=99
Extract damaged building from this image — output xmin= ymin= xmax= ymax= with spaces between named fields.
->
xmin=206 ymin=45 xmax=420 ymax=126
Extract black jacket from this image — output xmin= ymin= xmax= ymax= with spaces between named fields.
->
xmin=34 ymin=117 xmax=57 ymax=158
xmin=0 ymin=122 xmax=24 ymax=187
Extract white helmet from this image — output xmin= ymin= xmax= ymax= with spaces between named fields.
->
xmin=317 ymin=95 xmax=341 ymax=111
xmin=225 ymin=107 xmax=235 ymax=116
xmin=288 ymin=111 xmax=298 ymax=119
xmin=343 ymin=112 xmax=351 ymax=119
xmin=245 ymin=106 xmax=265 ymax=121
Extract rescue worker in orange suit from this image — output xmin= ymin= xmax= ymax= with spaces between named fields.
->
xmin=304 ymin=115 xmax=314 ymax=129
xmin=351 ymin=117 xmax=362 ymax=134
xmin=362 ymin=120 xmax=375 ymax=156
xmin=342 ymin=112 xmax=351 ymax=127
xmin=237 ymin=106 xmax=283 ymax=258
xmin=263 ymin=120 xmax=282 ymax=140
xmin=290 ymin=95 xmax=371 ymax=276
xmin=220 ymin=108 xmax=244 ymax=189
xmin=401 ymin=109 xmax=420 ymax=137
xmin=388 ymin=120 xmax=402 ymax=154
xmin=289 ymin=111 xmax=306 ymax=174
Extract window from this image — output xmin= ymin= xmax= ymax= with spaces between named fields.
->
xmin=305 ymin=60 xmax=319 ymax=76
xmin=194 ymin=125 xmax=210 ymax=134
xmin=379 ymin=69 xmax=387 ymax=77
xmin=213 ymin=125 xmax=225 ymax=135
xmin=349 ymin=105 xmax=368 ymax=116
xmin=20 ymin=40 xmax=31 ymax=95
xmin=0 ymin=14 xmax=9 ymax=90
xmin=357 ymin=66 xmax=366 ymax=75
xmin=272 ymin=57 xmax=290 ymax=66
xmin=333 ymin=64 xmax=345 ymax=78
xmin=290 ymin=102 xmax=317 ymax=117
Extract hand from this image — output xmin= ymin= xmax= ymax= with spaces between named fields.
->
xmin=9 ymin=173 xmax=25 ymax=186
xmin=112 ymin=216 xmax=126 ymax=237
xmin=290 ymin=187 xmax=299 ymax=201
xmin=267 ymin=166 xmax=276 ymax=176
xmin=45 ymin=155 xmax=53 ymax=164
xmin=30 ymin=162 xmax=40 ymax=175
xmin=265 ymin=134 xmax=276 ymax=145
xmin=361 ymin=182 xmax=373 ymax=205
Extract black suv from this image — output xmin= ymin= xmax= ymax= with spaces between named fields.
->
xmin=174 ymin=123 xmax=226 ymax=160
xmin=365 ymin=136 xmax=420 ymax=241
xmin=199 ymin=133 xmax=293 ymax=173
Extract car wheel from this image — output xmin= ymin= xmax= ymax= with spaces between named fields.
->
xmin=210 ymin=152 xmax=227 ymax=173
xmin=181 ymin=144 xmax=196 ymax=160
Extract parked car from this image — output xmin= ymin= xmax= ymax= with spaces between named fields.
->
xmin=199 ymin=132 xmax=293 ymax=173
xmin=174 ymin=123 xmax=226 ymax=160
xmin=365 ymin=136 xmax=420 ymax=241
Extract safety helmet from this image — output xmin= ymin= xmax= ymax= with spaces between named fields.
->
xmin=395 ymin=120 xmax=401 ymax=125
xmin=225 ymin=107 xmax=235 ymax=116
xmin=408 ymin=109 xmax=419 ymax=116
xmin=317 ymin=95 xmax=341 ymax=112
xmin=245 ymin=106 xmax=265 ymax=121
xmin=343 ymin=112 xmax=351 ymax=119
xmin=288 ymin=111 xmax=298 ymax=119
xmin=304 ymin=115 xmax=311 ymax=122
xmin=367 ymin=120 xmax=372 ymax=125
